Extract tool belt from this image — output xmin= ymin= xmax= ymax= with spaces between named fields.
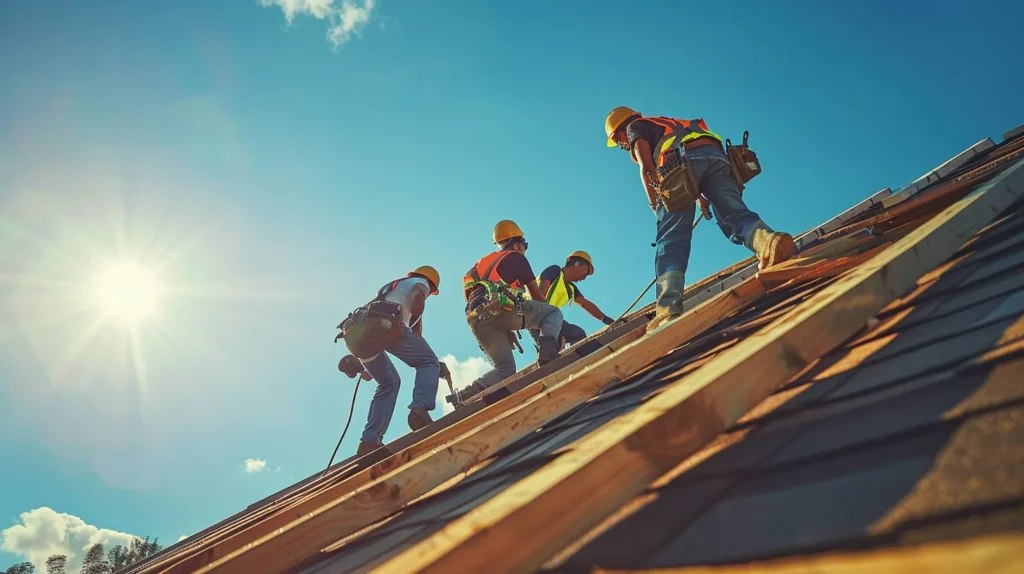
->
xmin=465 ymin=281 xmax=523 ymax=322
xmin=657 ymin=150 xmax=701 ymax=213
xmin=338 ymin=300 xmax=405 ymax=360
xmin=725 ymin=131 xmax=762 ymax=192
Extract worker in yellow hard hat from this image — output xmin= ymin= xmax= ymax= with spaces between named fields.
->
xmin=457 ymin=220 xmax=564 ymax=402
xmin=605 ymin=106 xmax=795 ymax=331
xmin=526 ymin=250 xmax=616 ymax=350
xmin=342 ymin=265 xmax=445 ymax=457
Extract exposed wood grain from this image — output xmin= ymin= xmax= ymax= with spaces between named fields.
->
xmin=184 ymin=275 xmax=766 ymax=574
xmin=371 ymin=158 xmax=1024 ymax=574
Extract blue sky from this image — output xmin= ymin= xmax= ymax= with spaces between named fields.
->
xmin=1 ymin=0 xmax=1021 ymax=569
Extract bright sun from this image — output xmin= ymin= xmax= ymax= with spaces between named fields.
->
xmin=92 ymin=261 xmax=162 ymax=323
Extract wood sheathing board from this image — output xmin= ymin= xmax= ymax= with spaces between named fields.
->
xmin=288 ymin=159 xmax=1024 ymax=572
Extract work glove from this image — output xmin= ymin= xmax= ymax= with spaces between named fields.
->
xmin=601 ymin=314 xmax=615 ymax=326
xmin=507 ymin=331 xmax=524 ymax=354
xmin=439 ymin=361 xmax=452 ymax=382
xmin=698 ymin=196 xmax=713 ymax=221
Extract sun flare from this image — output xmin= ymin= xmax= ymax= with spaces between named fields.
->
xmin=92 ymin=261 xmax=162 ymax=323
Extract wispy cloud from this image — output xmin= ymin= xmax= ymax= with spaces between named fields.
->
xmin=437 ymin=354 xmax=491 ymax=415
xmin=243 ymin=458 xmax=268 ymax=473
xmin=1 ymin=507 xmax=139 ymax=572
xmin=259 ymin=0 xmax=378 ymax=49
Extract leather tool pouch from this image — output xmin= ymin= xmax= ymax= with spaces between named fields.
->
xmin=657 ymin=149 xmax=701 ymax=213
xmin=725 ymin=131 xmax=762 ymax=192
xmin=339 ymin=300 xmax=405 ymax=360
xmin=467 ymin=282 xmax=522 ymax=322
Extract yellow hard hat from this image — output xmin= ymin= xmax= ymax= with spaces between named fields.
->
xmin=409 ymin=265 xmax=440 ymax=295
xmin=566 ymin=250 xmax=594 ymax=272
xmin=493 ymin=219 xmax=525 ymax=244
xmin=605 ymin=106 xmax=640 ymax=147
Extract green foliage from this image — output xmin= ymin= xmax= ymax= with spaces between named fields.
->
xmin=106 ymin=536 xmax=163 ymax=573
xmin=44 ymin=556 xmax=66 ymax=574
xmin=79 ymin=544 xmax=110 ymax=574
xmin=3 ymin=562 xmax=36 ymax=574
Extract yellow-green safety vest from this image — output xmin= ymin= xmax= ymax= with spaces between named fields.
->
xmin=525 ymin=269 xmax=576 ymax=308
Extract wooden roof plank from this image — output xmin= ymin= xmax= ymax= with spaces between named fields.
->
xmin=185 ymin=270 xmax=768 ymax=574
xmin=370 ymin=158 xmax=1024 ymax=574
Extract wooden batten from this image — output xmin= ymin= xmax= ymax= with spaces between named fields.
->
xmin=184 ymin=275 xmax=768 ymax=574
xmin=371 ymin=159 xmax=1024 ymax=574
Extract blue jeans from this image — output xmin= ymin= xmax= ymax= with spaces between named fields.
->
xmin=359 ymin=326 xmax=439 ymax=443
xmin=655 ymin=145 xmax=762 ymax=277
xmin=468 ymin=300 xmax=563 ymax=389
xmin=528 ymin=321 xmax=586 ymax=348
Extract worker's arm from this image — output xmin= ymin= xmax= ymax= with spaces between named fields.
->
xmin=538 ymin=278 xmax=552 ymax=298
xmin=576 ymin=294 xmax=615 ymax=325
xmin=526 ymin=279 xmax=546 ymax=302
xmin=633 ymin=139 xmax=660 ymax=213
xmin=409 ymin=288 xmax=427 ymax=335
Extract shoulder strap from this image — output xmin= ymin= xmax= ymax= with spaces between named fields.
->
xmin=373 ymin=279 xmax=403 ymax=302
xmin=481 ymin=251 xmax=509 ymax=283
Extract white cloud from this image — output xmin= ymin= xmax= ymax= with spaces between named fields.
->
xmin=0 ymin=507 xmax=138 ymax=572
xmin=438 ymin=354 xmax=491 ymax=415
xmin=260 ymin=0 xmax=378 ymax=49
xmin=177 ymin=535 xmax=188 ymax=542
xmin=243 ymin=458 xmax=268 ymax=473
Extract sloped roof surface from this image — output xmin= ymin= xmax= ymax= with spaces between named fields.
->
xmin=291 ymin=135 xmax=1024 ymax=572
xmin=126 ymin=127 xmax=1024 ymax=574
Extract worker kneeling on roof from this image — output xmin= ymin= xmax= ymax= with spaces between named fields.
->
xmin=526 ymin=250 xmax=616 ymax=350
xmin=605 ymin=106 xmax=796 ymax=330
xmin=458 ymin=220 xmax=564 ymax=402
xmin=337 ymin=265 xmax=443 ymax=457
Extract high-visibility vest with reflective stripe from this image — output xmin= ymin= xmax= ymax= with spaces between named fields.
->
xmin=643 ymin=116 xmax=723 ymax=167
xmin=544 ymin=270 xmax=575 ymax=308
xmin=463 ymin=251 xmax=522 ymax=301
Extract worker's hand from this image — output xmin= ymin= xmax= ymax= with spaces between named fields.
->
xmin=699 ymin=196 xmax=713 ymax=220
xmin=507 ymin=331 xmax=524 ymax=354
xmin=439 ymin=361 xmax=452 ymax=381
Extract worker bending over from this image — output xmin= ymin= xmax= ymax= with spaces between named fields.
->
xmin=337 ymin=266 xmax=444 ymax=457
xmin=458 ymin=220 xmax=564 ymax=402
xmin=528 ymin=250 xmax=615 ymax=349
xmin=604 ymin=106 xmax=795 ymax=330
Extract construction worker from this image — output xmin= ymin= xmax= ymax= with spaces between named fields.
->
xmin=528 ymin=250 xmax=616 ymax=349
xmin=604 ymin=106 xmax=795 ymax=329
xmin=458 ymin=220 xmax=564 ymax=402
xmin=351 ymin=265 xmax=443 ymax=457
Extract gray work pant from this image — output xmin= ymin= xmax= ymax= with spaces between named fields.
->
xmin=467 ymin=299 xmax=563 ymax=389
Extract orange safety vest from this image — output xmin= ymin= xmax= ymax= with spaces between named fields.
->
xmin=640 ymin=116 xmax=723 ymax=167
xmin=462 ymin=251 xmax=524 ymax=300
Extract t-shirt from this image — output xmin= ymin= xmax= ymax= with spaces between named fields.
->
xmin=466 ymin=251 xmax=537 ymax=310
xmin=626 ymin=118 xmax=669 ymax=163
xmin=492 ymin=251 xmax=537 ymax=287
xmin=382 ymin=277 xmax=431 ymax=327
xmin=539 ymin=265 xmax=582 ymax=301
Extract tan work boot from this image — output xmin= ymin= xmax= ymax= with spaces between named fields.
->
xmin=647 ymin=271 xmax=686 ymax=333
xmin=408 ymin=407 xmax=433 ymax=431
xmin=746 ymin=219 xmax=795 ymax=269
xmin=356 ymin=440 xmax=382 ymax=457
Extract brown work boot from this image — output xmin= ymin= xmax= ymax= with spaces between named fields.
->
xmin=746 ymin=219 xmax=795 ymax=269
xmin=536 ymin=335 xmax=560 ymax=366
xmin=356 ymin=440 xmax=382 ymax=457
xmin=408 ymin=407 xmax=433 ymax=431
